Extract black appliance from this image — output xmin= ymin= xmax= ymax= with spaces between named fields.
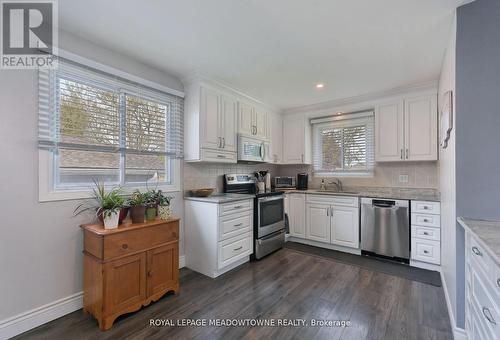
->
xmin=223 ymin=174 xmax=285 ymax=260
xmin=296 ymin=173 xmax=309 ymax=190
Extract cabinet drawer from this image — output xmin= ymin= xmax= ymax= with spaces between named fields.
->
xmin=218 ymin=232 xmax=253 ymax=269
xmin=411 ymin=213 xmax=440 ymax=228
xmin=469 ymin=235 xmax=493 ymax=278
xmin=103 ymin=223 xmax=178 ymax=260
xmin=307 ymin=194 xmax=358 ymax=207
xmin=411 ymin=238 xmax=440 ymax=264
xmin=411 ymin=201 xmax=440 ymax=215
xmin=220 ymin=199 xmax=253 ymax=216
xmin=201 ymin=148 xmax=237 ymax=163
xmin=471 ymin=268 xmax=500 ymax=338
xmin=219 ymin=212 xmax=253 ymax=241
xmin=411 ymin=225 xmax=440 ymax=241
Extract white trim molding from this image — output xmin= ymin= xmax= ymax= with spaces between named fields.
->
xmin=440 ymin=271 xmax=467 ymax=340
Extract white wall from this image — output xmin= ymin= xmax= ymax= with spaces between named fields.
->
xmin=0 ymin=31 xmax=184 ymax=327
xmin=438 ymin=14 xmax=457 ymax=330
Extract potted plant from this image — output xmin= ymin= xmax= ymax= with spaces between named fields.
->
xmin=144 ymin=189 xmax=159 ymax=221
xmin=157 ymin=190 xmax=173 ymax=220
xmin=74 ymin=181 xmax=125 ymax=229
xmin=128 ymin=190 xmax=146 ymax=223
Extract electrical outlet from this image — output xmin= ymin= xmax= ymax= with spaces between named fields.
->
xmin=399 ymin=174 xmax=409 ymax=183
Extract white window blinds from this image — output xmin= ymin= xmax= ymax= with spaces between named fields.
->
xmin=38 ymin=60 xmax=184 ymax=158
xmin=311 ymin=111 xmax=374 ymax=176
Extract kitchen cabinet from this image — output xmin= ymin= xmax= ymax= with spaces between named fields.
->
xmin=283 ymin=115 xmax=311 ymax=164
xmin=375 ymin=94 xmax=437 ymax=162
xmin=330 ymin=205 xmax=359 ymax=248
xmin=305 ymin=203 xmax=331 ymax=243
xmin=184 ymin=82 xmax=237 ymax=162
xmin=237 ymin=102 xmax=269 ymax=140
xmin=270 ymin=113 xmax=283 ymax=164
xmin=288 ymin=193 xmax=305 ymax=238
xmin=410 ymin=200 xmax=441 ymax=268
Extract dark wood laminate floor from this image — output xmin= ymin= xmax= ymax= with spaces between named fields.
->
xmin=15 ymin=248 xmax=453 ymax=340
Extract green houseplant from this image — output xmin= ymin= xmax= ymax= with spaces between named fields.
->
xmin=157 ymin=190 xmax=173 ymax=220
xmin=144 ymin=189 xmax=160 ymax=221
xmin=128 ymin=190 xmax=146 ymax=223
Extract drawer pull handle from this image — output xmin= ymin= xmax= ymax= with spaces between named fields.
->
xmin=497 ymin=278 xmax=500 ymax=288
xmin=122 ymin=244 xmax=128 ymax=249
xmin=233 ymin=205 xmax=242 ymax=209
xmin=234 ymin=223 xmax=243 ymax=227
xmin=482 ymin=307 xmax=497 ymax=325
xmin=423 ymin=206 xmax=429 ymax=210
xmin=423 ymin=250 xmax=429 ymax=254
xmin=471 ymin=246 xmax=483 ymax=257
xmin=423 ymin=232 xmax=430 ymax=235
xmin=217 ymin=155 xmax=226 ymax=158
xmin=423 ymin=219 xmax=429 ymax=222
xmin=233 ymin=246 xmax=243 ymax=251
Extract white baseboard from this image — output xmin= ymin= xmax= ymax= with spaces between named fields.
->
xmin=287 ymin=236 xmax=361 ymax=256
xmin=0 ymin=256 xmax=187 ymax=339
xmin=440 ymin=271 xmax=467 ymax=340
xmin=0 ymin=292 xmax=83 ymax=340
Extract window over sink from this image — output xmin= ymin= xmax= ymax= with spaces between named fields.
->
xmin=311 ymin=111 xmax=374 ymax=177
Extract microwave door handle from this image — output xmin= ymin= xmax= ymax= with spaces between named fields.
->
xmin=260 ymin=144 xmax=263 ymax=159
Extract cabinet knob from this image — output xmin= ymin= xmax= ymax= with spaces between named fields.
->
xmin=471 ymin=246 xmax=483 ymax=257
xmin=122 ymin=244 xmax=128 ymax=249
xmin=148 ymin=270 xmax=153 ymax=277
xmin=496 ymin=278 xmax=500 ymax=288
xmin=423 ymin=232 xmax=429 ymax=235
xmin=423 ymin=250 xmax=429 ymax=254
xmin=423 ymin=219 xmax=429 ymax=222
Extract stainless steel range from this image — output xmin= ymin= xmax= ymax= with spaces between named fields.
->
xmin=223 ymin=174 xmax=285 ymax=259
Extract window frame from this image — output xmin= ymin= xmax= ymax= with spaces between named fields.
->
xmin=38 ymin=52 xmax=182 ymax=202
xmin=311 ymin=112 xmax=374 ymax=178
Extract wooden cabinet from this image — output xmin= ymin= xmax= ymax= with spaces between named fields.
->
xmin=184 ymin=82 xmax=237 ymax=162
xmin=270 ymin=113 xmax=283 ymax=164
xmin=283 ymin=115 xmax=311 ymax=164
xmin=237 ymin=101 xmax=269 ymax=140
xmin=288 ymin=193 xmax=305 ymax=238
xmin=81 ymin=219 xmax=180 ymax=330
xmin=305 ymin=203 xmax=330 ymax=243
xmin=375 ymin=94 xmax=437 ymax=162
xmin=330 ymin=205 xmax=359 ymax=248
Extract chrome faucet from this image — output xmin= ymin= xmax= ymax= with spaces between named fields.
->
xmin=328 ymin=178 xmax=343 ymax=192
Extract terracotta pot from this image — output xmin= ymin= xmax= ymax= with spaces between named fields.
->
xmin=145 ymin=207 xmax=157 ymax=221
xmin=130 ymin=205 xmax=146 ymax=224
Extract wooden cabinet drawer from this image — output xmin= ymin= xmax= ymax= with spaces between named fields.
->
xmin=219 ymin=212 xmax=253 ymax=241
xmin=103 ymin=223 xmax=178 ymax=260
xmin=218 ymin=232 xmax=253 ymax=269
xmin=411 ymin=225 xmax=440 ymax=241
xmin=411 ymin=238 xmax=440 ymax=264
xmin=411 ymin=213 xmax=440 ymax=228
xmin=471 ymin=268 xmax=500 ymax=338
xmin=219 ymin=199 xmax=253 ymax=216
xmin=411 ymin=200 xmax=440 ymax=215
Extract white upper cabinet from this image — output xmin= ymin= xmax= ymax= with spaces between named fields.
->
xmin=200 ymin=87 xmax=221 ymax=150
xmin=237 ymin=102 xmax=269 ymax=140
xmin=254 ymin=107 xmax=268 ymax=140
xmin=283 ymin=115 xmax=311 ymax=164
xmin=270 ymin=113 xmax=283 ymax=164
xmin=220 ymin=95 xmax=238 ymax=152
xmin=375 ymin=93 xmax=438 ymax=162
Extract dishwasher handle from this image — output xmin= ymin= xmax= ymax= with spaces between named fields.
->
xmin=372 ymin=199 xmax=396 ymax=208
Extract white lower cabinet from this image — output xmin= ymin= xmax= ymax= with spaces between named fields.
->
xmin=288 ymin=193 xmax=305 ymax=238
xmin=330 ymin=205 xmax=359 ymax=249
xmin=410 ymin=200 xmax=441 ymax=268
xmin=185 ymin=198 xmax=254 ymax=278
xmin=305 ymin=203 xmax=330 ymax=243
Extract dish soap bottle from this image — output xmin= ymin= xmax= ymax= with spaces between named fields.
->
xmin=320 ymin=179 xmax=326 ymax=191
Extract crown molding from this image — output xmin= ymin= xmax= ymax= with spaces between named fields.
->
xmin=282 ymin=80 xmax=438 ymax=115
xmin=181 ymin=71 xmax=280 ymax=113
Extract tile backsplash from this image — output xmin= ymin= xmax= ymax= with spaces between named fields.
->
xmin=183 ymin=161 xmax=438 ymax=193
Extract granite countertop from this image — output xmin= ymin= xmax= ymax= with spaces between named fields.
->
xmin=184 ymin=193 xmax=255 ymax=204
xmin=458 ymin=217 xmax=500 ymax=266
xmin=277 ymin=187 xmax=440 ymax=202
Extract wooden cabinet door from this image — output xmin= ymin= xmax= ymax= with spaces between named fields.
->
xmin=270 ymin=113 xmax=283 ymax=163
xmin=283 ymin=116 xmax=305 ymax=164
xmin=404 ymin=95 xmax=438 ymax=161
xmin=220 ymin=95 xmax=237 ymax=152
xmin=104 ymin=253 xmax=147 ymax=315
xmin=331 ymin=206 xmax=359 ymax=249
xmin=288 ymin=194 xmax=305 ymax=238
xmin=146 ymin=243 xmax=179 ymax=297
xmin=375 ymin=101 xmax=405 ymax=162
xmin=305 ymin=203 xmax=331 ymax=243
xmin=200 ymin=86 xmax=221 ymax=150
xmin=254 ymin=107 xmax=268 ymax=140
xmin=238 ymin=101 xmax=254 ymax=136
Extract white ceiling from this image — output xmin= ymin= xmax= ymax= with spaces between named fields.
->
xmin=59 ymin=0 xmax=461 ymax=110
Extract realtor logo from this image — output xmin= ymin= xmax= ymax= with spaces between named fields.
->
xmin=1 ymin=0 xmax=57 ymax=69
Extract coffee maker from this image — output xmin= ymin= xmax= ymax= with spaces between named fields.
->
xmin=296 ymin=173 xmax=308 ymax=190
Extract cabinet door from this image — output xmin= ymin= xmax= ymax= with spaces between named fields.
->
xmin=305 ymin=203 xmax=331 ymax=243
xmin=200 ymin=87 xmax=221 ymax=150
xmin=147 ymin=243 xmax=179 ymax=297
xmin=331 ymin=206 xmax=359 ymax=248
xmin=104 ymin=253 xmax=147 ymax=315
xmin=288 ymin=194 xmax=305 ymax=238
xmin=270 ymin=113 xmax=283 ymax=163
xmin=238 ymin=101 xmax=254 ymax=136
xmin=254 ymin=107 xmax=268 ymax=139
xmin=220 ymin=95 xmax=237 ymax=152
xmin=404 ymin=95 xmax=438 ymax=161
xmin=283 ymin=116 xmax=305 ymax=164
xmin=375 ymin=101 xmax=405 ymax=161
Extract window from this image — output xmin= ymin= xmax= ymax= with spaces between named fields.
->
xmin=311 ymin=111 xmax=374 ymax=177
xmin=38 ymin=60 xmax=183 ymax=200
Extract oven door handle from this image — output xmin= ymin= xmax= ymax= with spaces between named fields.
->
xmin=258 ymin=196 xmax=284 ymax=202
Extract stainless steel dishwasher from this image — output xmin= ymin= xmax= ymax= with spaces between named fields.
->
xmin=360 ymin=198 xmax=410 ymax=263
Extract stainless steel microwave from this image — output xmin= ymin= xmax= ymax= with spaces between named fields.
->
xmin=273 ymin=176 xmax=295 ymax=188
